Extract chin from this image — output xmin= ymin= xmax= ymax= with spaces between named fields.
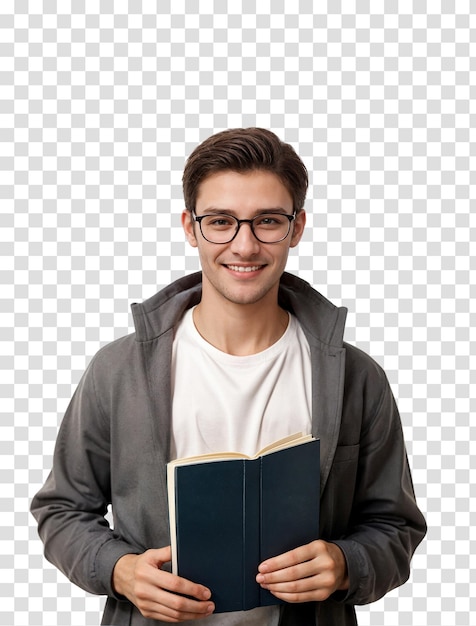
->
xmin=221 ymin=284 xmax=278 ymax=307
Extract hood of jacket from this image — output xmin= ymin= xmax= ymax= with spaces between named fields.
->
xmin=131 ymin=271 xmax=347 ymax=351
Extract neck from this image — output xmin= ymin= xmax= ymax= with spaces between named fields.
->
xmin=193 ymin=299 xmax=289 ymax=356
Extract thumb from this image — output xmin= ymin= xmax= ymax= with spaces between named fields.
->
xmin=144 ymin=545 xmax=172 ymax=569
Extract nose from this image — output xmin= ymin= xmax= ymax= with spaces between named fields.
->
xmin=229 ymin=221 xmax=260 ymax=256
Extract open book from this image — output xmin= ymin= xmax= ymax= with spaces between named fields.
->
xmin=167 ymin=433 xmax=320 ymax=613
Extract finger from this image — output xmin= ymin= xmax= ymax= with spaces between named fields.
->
xmin=135 ymin=581 xmax=214 ymax=622
xmin=261 ymin=568 xmax=336 ymax=591
xmin=143 ymin=545 xmax=173 ymax=569
xmin=265 ymin=585 xmax=331 ymax=604
xmin=140 ymin=588 xmax=215 ymax=622
xmin=257 ymin=558 xmax=319 ymax=585
xmin=260 ymin=570 xmax=337 ymax=605
xmin=132 ymin=562 xmax=214 ymax=621
xmin=131 ymin=553 xmax=212 ymax=603
xmin=259 ymin=540 xmax=321 ymax=574
xmin=155 ymin=544 xmax=172 ymax=561
xmin=154 ymin=568 xmax=213 ymax=603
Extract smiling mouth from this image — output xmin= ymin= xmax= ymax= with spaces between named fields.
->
xmin=226 ymin=264 xmax=264 ymax=273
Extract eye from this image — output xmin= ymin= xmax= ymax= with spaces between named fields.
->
xmin=204 ymin=215 xmax=236 ymax=228
xmin=255 ymin=214 xmax=286 ymax=227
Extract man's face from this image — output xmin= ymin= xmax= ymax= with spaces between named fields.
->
xmin=182 ymin=169 xmax=305 ymax=309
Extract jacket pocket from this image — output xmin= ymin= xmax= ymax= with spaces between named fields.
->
xmin=333 ymin=443 xmax=360 ymax=464
xmin=320 ymin=444 xmax=360 ymax=538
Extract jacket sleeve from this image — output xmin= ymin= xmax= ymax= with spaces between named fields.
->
xmin=330 ymin=352 xmax=426 ymax=606
xmin=30 ymin=352 xmax=137 ymax=597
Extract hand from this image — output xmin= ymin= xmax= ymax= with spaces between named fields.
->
xmin=256 ymin=540 xmax=349 ymax=603
xmin=112 ymin=546 xmax=215 ymax=622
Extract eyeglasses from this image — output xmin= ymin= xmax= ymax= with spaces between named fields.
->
xmin=191 ymin=210 xmax=296 ymax=244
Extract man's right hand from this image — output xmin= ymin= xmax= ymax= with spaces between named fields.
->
xmin=112 ymin=546 xmax=215 ymax=622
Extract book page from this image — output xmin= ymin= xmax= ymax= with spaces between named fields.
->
xmin=256 ymin=432 xmax=313 ymax=457
xmin=168 ymin=432 xmax=312 ymax=470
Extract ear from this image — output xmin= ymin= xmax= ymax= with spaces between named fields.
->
xmin=182 ymin=209 xmax=198 ymax=247
xmin=290 ymin=210 xmax=306 ymax=248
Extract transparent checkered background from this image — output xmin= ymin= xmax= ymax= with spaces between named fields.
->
xmin=1 ymin=1 xmax=475 ymax=624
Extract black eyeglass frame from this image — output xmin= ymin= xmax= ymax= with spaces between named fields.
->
xmin=191 ymin=210 xmax=297 ymax=244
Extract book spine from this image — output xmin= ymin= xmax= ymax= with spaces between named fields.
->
xmin=259 ymin=454 xmax=284 ymax=607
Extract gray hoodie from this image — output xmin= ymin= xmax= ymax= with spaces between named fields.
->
xmin=31 ymin=271 xmax=426 ymax=625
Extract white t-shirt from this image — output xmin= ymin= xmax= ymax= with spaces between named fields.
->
xmin=171 ymin=307 xmax=312 ymax=625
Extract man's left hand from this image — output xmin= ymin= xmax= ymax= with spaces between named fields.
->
xmin=256 ymin=540 xmax=349 ymax=603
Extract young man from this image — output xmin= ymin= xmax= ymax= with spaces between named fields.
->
xmin=31 ymin=128 xmax=426 ymax=625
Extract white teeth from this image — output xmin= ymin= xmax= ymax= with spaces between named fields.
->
xmin=227 ymin=265 xmax=262 ymax=272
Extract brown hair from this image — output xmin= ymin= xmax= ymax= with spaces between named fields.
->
xmin=182 ymin=128 xmax=308 ymax=213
